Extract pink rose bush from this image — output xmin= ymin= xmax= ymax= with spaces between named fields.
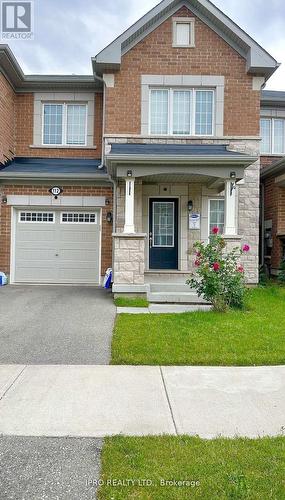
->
xmin=187 ymin=227 xmax=250 ymax=312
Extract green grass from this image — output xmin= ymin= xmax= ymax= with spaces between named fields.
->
xmin=114 ymin=296 xmax=149 ymax=308
xmin=111 ymin=287 xmax=285 ymax=365
xmin=98 ymin=436 xmax=285 ymax=499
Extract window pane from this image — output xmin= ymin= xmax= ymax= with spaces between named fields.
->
xmin=67 ymin=105 xmax=87 ymax=145
xmin=150 ymin=90 xmax=168 ymax=134
xmin=273 ymin=119 xmax=285 ymax=154
xmin=43 ymin=104 xmax=63 ymax=144
xmin=195 ymin=91 xmax=213 ymax=135
xmin=176 ymin=23 xmax=190 ymax=45
xmin=209 ymin=200 xmax=224 ymax=235
xmin=153 ymin=202 xmax=174 ymax=247
xmin=173 ymin=91 xmax=191 ymax=135
xmin=260 ymin=119 xmax=271 ymax=154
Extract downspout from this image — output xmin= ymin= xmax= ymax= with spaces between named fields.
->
xmin=93 ymin=72 xmax=117 ymax=234
xmin=260 ymin=181 xmax=265 ymax=267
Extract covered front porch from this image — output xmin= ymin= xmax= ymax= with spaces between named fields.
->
xmin=106 ymin=143 xmax=258 ymax=295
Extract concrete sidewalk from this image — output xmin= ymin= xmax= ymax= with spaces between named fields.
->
xmin=0 ymin=365 xmax=284 ymax=439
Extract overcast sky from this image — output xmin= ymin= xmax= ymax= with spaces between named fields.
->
xmin=4 ymin=0 xmax=285 ymax=90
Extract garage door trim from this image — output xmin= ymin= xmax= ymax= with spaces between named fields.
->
xmin=10 ymin=206 xmax=102 ymax=285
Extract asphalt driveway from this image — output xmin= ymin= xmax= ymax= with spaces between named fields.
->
xmin=0 ymin=286 xmax=115 ymax=364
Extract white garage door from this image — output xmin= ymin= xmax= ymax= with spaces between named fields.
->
xmin=14 ymin=209 xmax=101 ymax=284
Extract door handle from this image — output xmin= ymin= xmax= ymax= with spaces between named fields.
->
xmin=55 ymin=254 xmax=59 ymax=257
xmin=149 ymin=232 xmax=153 ymax=248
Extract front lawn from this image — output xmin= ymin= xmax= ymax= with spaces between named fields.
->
xmin=98 ymin=436 xmax=285 ymax=499
xmin=112 ymin=287 xmax=285 ymax=365
xmin=114 ymin=296 xmax=149 ymax=308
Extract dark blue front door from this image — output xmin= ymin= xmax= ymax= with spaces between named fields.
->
xmin=149 ymin=198 xmax=178 ymax=270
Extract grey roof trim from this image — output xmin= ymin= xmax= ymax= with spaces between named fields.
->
xmin=93 ymin=0 xmax=278 ymax=78
xmin=106 ymin=153 xmax=258 ymax=166
xmin=0 ymin=171 xmax=110 ymax=181
xmin=260 ymin=156 xmax=285 ymax=179
xmin=261 ymin=90 xmax=285 ymax=107
xmin=0 ymin=45 xmax=101 ymax=91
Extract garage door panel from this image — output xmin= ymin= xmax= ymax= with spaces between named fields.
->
xmin=16 ymin=229 xmax=56 ymax=243
xmin=15 ymin=266 xmax=57 ymax=283
xmin=59 ymin=249 xmax=99 ymax=261
xmin=14 ymin=209 xmax=101 ymax=284
xmin=58 ymin=268 xmax=98 ymax=282
xmin=59 ymin=232 xmax=99 ymax=243
xmin=16 ymin=249 xmax=57 ymax=260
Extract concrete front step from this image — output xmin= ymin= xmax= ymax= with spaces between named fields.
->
xmin=149 ymin=282 xmax=191 ymax=293
xmin=148 ymin=291 xmax=209 ymax=304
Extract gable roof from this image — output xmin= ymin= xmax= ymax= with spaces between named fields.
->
xmin=92 ymin=0 xmax=279 ymax=80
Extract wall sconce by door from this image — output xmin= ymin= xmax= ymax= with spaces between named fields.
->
xmin=106 ymin=212 xmax=113 ymax=223
xmin=188 ymin=200 xmax=193 ymax=212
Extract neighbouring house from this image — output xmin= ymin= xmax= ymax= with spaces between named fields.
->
xmin=0 ymin=0 xmax=281 ymax=298
xmin=260 ymin=91 xmax=285 ymax=275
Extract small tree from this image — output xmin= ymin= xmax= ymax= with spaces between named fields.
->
xmin=187 ymin=227 xmax=250 ymax=312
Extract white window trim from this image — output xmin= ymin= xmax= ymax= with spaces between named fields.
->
xmin=260 ymin=117 xmax=285 ymax=155
xmin=60 ymin=212 xmax=98 ymax=224
xmin=172 ymin=17 xmax=195 ymax=48
xmin=149 ymin=87 xmax=215 ymax=137
xmin=18 ymin=211 xmax=55 ymax=223
xmin=208 ymin=198 xmax=225 ymax=237
xmin=42 ymin=103 xmax=88 ymax=147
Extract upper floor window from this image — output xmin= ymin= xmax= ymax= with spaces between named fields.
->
xmin=260 ymin=118 xmax=285 ymax=155
xmin=172 ymin=17 xmax=195 ymax=47
xmin=43 ymin=103 xmax=87 ymax=146
xmin=150 ymin=88 xmax=214 ymax=136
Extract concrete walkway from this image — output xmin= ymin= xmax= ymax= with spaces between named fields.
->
xmin=0 ymin=365 xmax=284 ymax=438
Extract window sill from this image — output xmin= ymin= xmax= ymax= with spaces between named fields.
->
xmin=260 ymin=153 xmax=284 ymax=157
xmin=172 ymin=44 xmax=195 ymax=48
xmin=30 ymin=145 xmax=97 ymax=150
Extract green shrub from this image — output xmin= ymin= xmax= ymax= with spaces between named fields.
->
xmin=278 ymin=260 xmax=285 ymax=284
xmin=187 ymin=227 xmax=249 ymax=312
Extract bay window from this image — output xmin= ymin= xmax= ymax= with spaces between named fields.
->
xmin=260 ymin=118 xmax=285 ymax=154
xmin=43 ymin=103 xmax=87 ymax=146
xmin=150 ymin=88 xmax=214 ymax=136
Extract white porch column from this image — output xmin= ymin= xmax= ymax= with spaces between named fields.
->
xmin=224 ymin=179 xmax=237 ymax=235
xmin=124 ymin=177 xmax=135 ymax=233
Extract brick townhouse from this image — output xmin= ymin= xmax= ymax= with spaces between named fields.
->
xmin=0 ymin=0 xmax=282 ymax=296
xmin=260 ymin=91 xmax=285 ymax=275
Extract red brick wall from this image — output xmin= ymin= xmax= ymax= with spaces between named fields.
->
xmin=15 ymin=92 xmax=103 ymax=158
xmin=260 ymin=156 xmax=283 ymax=169
xmin=0 ymin=184 xmax=113 ymax=277
xmin=0 ymin=73 xmax=16 ymax=164
xmin=263 ymin=176 xmax=285 ymax=268
xmin=105 ymin=6 xmax=260 ymax=136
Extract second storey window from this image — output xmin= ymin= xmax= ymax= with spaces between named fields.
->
xmin=260 ymin=118 xmax=285 ymax=154
xmin=150 ymin=88 xmax=214 ymax=136
xmin=43 ymin=103 xmax=87 ymax=146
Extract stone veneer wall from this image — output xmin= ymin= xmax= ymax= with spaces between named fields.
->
xmin=113 ymin=233 xmax=146 ymax=285
xmin=110 ymin=139 xmax=260 ymax=284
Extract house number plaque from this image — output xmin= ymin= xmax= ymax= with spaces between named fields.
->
xmin=49 ymin=186 xmax=63 ymax=199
